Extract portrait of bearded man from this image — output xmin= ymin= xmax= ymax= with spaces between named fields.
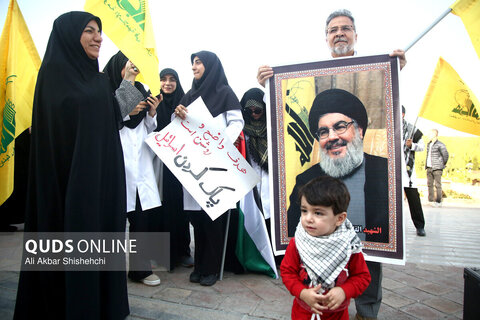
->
xmin=286 ymin=88 xmax=389 ymax=243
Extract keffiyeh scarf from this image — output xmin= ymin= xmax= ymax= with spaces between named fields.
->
xmin=243 ymin=99 xmax=268 ymax=171
xmin=403 ymin=119 xmax=422 ymax=179
xmin=295 ymin=219 xmax=362 ymax=290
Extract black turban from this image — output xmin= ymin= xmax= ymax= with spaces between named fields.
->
xmin=308 ymin=88 xmax=368 ymax=139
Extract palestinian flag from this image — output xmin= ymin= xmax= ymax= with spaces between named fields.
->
xmin=235 ymin=132 xmax=278 ymax=278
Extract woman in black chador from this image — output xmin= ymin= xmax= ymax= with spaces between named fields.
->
xmin=14 ymin=11 xmax=132 ymax=320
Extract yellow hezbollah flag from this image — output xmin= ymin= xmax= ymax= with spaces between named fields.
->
xmin=281 ymin=77 xmax=316 ymax=210
xmin=0 ymin=0 xmax=41 ymax=205
xmin=450 ymin=0 xmax=480 ymax=59
xmin=418 ymin=57 xmax=480 ymax=136
xmin=84 ymin=0 xmax=160 ymax=95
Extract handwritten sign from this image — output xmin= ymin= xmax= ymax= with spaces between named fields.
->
xmin=145 ymin=98 xmax=260 ymax=220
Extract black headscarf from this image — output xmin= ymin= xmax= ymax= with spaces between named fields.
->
xmin=180 ymin=51 xmax=240 ymax=117
xmin=156 ymin=68 xmax=185 ymax=131
xmin=102 ymin=50 xmax=148 ymax=129
xmin=41 ymin=11 xmax=102 ymax=80
xmin=241 ymin=88 xmax=268 ymax=171
xmin=15 ymin=12 xmax=129 ymax=318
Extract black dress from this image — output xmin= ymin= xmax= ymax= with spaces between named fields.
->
xmin=14 ymin=12 xmax=129 ymax=320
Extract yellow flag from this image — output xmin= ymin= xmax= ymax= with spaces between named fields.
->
xmin=0 ymin=0 xmax=41 ymax=205
xmin=84 ymin=0 xmax=160 ymax=95
xmin=418 ymin=57 xmax=480 ymax=136
xmin=281 ymin=77 xmax=316 ymax=210
xmin=450 ymin=0 xmax=480 ymax=59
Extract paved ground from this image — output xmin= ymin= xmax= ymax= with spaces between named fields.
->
xmin=1 ymin=200 xmax=479 ymax=319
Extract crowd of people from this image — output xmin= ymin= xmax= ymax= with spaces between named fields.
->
xmin=4 ymin=7 xmax=450 ymax=320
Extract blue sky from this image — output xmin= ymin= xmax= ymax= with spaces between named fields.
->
xmin=1 ymin=0 xmax=479 ymax=136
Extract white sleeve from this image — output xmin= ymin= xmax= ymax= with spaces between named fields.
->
xmin=144 ymin=112 xmax=157 ymax=133
xmin=224 ymin=109 xmax=244 ymax=142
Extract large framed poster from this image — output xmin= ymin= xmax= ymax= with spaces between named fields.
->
xmin=268 ymin=54 xmax=404 ymax=264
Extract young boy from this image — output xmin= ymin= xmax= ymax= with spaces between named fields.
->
xmin=280 ymin=176 xmax=371 ymax=320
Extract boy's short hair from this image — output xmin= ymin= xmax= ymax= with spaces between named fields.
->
xmin=297 ymin=176 xmax=350 ymax=215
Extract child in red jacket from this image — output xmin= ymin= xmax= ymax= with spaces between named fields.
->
xmin=280 ymin=176 xmax=371 ymax=320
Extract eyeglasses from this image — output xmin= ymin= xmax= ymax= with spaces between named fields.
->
xmin=326 ymin=25 xmax=355 ymax=35
xmin=316 ymin=121 xmax=355 ymax=139
xmin=248 ymin=108 xmax=263 ymax=115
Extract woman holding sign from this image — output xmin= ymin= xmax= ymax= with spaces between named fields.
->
xmin=174 ymin=51 xmax=244 ymax=286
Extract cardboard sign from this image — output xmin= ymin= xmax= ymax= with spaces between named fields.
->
xmin=145 ymin=97 xmax=260 ymax=220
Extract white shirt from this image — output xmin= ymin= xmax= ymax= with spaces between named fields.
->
xmin=120 ymin=113 xmax=162 ymax=212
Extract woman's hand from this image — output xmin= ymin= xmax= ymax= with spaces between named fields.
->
xmin=145 ymin=94 xmax=161 ymax=117
xmin=124 ymin=60 xmax=140 ymax=83
xmin=174 ymin=104 xmax=188 ymax=120
xmin=234 ymin=133 xmax=244 ymax=148
xmin=128 ymin=102 xmax=147 ymax=116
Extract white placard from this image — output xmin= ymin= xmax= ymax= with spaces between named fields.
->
xmin=145 ymin=98 xmax=260 ymax=220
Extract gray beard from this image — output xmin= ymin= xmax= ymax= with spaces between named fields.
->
xmin=332 ymin=43 xmax=353 ymax=56
xmin=318 ymin=133 xmax=364 ymax=178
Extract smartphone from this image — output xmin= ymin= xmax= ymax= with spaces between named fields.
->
xmin=141 ymin=94 xmax=160 ymax=111
xmin=142 ymin=96 xmax=151 ymax=111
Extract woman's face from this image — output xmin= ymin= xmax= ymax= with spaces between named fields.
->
xmin=249 ymin=106 xmax=264 ymax=121
xmin=80 ymin=20 xmax=102 ymax=60
xmin=160 ymin=74 xmax=177 ymax=94
xmin=192 ymin=56 xmax=205 ymax=80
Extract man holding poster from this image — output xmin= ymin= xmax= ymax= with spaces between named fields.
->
xmin=257 ymin=9 xmax=406 ymax=320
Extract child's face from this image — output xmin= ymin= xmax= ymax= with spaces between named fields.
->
xmin=300 ymin=196 xmax=346 ymax=237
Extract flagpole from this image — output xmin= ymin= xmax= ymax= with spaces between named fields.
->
xmin=404 ymin=8 xmax=452 ymax=52
xmin=219 ymin=209 xmax=231 ymax=281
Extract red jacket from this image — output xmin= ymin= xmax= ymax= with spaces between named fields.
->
xmin=280 ymin=238 xmax=371 ymax=320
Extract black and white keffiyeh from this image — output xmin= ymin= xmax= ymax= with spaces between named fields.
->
xmin=295 ymin=219 xmax=362 ymax=289
xmin=241 ymin=88 xmax=268 ymax=171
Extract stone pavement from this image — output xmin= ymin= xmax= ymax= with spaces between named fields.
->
xmin=1 ymin=202 xmax=478 ymax=319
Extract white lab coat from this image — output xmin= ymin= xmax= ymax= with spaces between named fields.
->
xmin=120 ymin=113 xmax=162 ymax=212
xmin=182 ymin=109 xmax=244 ymax=211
